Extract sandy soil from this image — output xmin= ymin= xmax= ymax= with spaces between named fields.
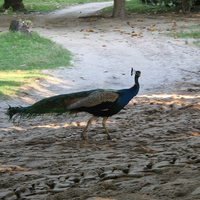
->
xmin=0 ymin=2 xmax=200 ymax=200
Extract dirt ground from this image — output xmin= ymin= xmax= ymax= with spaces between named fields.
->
xmin=0 ymin=2 xmax=200 ymax=200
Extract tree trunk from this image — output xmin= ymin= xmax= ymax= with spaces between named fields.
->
xmin=1 ymin=0 xmax=26 ymax=11
xmin=113 ymin=0 xmax=125 ymax=18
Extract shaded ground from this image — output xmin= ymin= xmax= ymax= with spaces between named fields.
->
xmin=0 ymin=2 xmax=200 ymax=200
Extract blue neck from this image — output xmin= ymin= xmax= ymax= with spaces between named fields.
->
xmin=130 ymin=75 xmax=139 ymax=95
xmin=119 ymin=76 xmax=139 ymax=108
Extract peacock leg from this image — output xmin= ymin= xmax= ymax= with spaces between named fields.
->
xmin=81 ymin=116 xmax=97 ymax=140
xmin=102 ymin=117 xmax=111 ymax=140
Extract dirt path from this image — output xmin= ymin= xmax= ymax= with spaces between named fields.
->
xmin=0 ymin=2 xmax=200 ymax=200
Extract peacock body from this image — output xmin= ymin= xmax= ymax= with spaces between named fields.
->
xmin=7 ymin=70 xmax=141 ymax=139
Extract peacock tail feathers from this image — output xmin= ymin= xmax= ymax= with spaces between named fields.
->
xmin=7 ymin=106 xmax=24 ymax=120
xmin=6 ymin=89 xmax=120 ymax=120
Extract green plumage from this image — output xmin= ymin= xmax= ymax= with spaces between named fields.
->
xmin=6 ymin=89 xmax=118 ymax=119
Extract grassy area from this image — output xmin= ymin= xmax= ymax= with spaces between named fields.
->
xmin=24 ymin=0 xmax=112 ymax=12
xmin=169 ymin=24 xmax=200 ymax=38
xmin=170 ymin=31 xmax=200 ymax=39
xmin=168 ymin=24 xmax=200 ymax=47
xmin=101 ymin=0 xmax=170 ymax=15
xmin=0 ymin=0 xmax=112 ymax=13
xmin=0 ymin=32 xmax=72 ymax=98
xmin=0 ymin=0 xmax=170 ymax=14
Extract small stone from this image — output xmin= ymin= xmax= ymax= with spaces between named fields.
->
xmin=127 ymin=170 xmax=143 ymax=178
xmin=84 ymin=171 xmax=98 ymax=180
xmin=153 ymin=161 xmax=170 ymax=168
xmin=46 ymin=180 xmax=55 ymax=189
xmin=140 ymin=185 xmax=156 ymax=194
xmin=59 ymin=176 xmax=65 ymax=182
xmin=192 ymin=187 xmax=200 ymax=195
xmin=0 ymin=190 xmax=15 ymax=199
xmin=73 ymin=177 xmax=80 ymax=183
xmin=145 ymin=161 xmax=153 ymax=169
xmin=122 ymin=168 xmax=129 ymax=174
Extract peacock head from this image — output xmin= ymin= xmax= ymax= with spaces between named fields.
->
xmin=131 ymin=68 xmax=141 ymax=77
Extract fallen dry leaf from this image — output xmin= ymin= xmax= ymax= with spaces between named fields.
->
xmin=102 ymin=45 xmax=107 ymax=47
xmin=191 ymin=132 xmax=200 ymax=136
xmin=86 ymin=30 xmax=94 ymax=32
xmin=131 ymin=33 xmax=138 ymax=37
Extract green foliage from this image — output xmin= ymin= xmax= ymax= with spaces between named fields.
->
xmin=139 ymin=0 xmax=197 ymax=12
xmin=126 ymin=0 xmax=170 ymax=13
xmin=0 ymin=31 xmax=72 ymax=98
xmin=101 ymin=0 xmax=170 ymax=15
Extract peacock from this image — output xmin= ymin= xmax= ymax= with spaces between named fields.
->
xmin=7 ymin=69 xmax=141 ymax=140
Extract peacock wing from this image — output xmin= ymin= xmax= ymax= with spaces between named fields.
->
xmin=66 ymin=91 xmax=119 ymax=110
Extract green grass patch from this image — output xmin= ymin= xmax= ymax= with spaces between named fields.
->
xmin=193 ymin=40 xmax=200 ymax=47
xmin=169 ymin=31 xmax=200 ymax=39
xmin=167 ymin=24 xmax=200 ymax=48
xmin=1 ymin=0 xmax=168 ymax=14
xmin=101 ymin=0 xmax=170 ymax=15
xmin=24 ymin=0 xmax=112 ymax=13
xmin=0 ymin=31 xmax=72 ymax=98
xmin=168 ymin=24 xmax=200 ymax=39
xmin=181 ymin=24 xmax=200 ymax=30
xmin=0 ymin=71 xmax=45 ymax=98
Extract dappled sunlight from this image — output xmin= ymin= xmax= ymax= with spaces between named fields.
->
xmin=17 ymin=75 xmax=77 ymax=105
xmin=31 ymin=123 xmax=62 ymax=129
xmin=0 ymin=163 xmax=40 ymax=175
xmin=0 ymin=163 xmax=31 ymax=173
xmin=137 ymin=93 xmax=200 ymax=99
xmin=0 ymin=126 xmax=26 ymax=132
xmin=82 ymin=142 xmax=113 ymax=150
xmin=43 ymin=73 xmax=76 ymax=88
xmin=129 ymin=94 xmax=200 ymax=108
xmin=190 ymin=132 xmax=200 ymax=136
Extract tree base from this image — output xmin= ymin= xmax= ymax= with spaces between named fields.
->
xmin=9 ymin=20 xmax=32 ymax=35
xmin=112 ymin=0 xmax=125 ymax=18
xmin=1 ymin=0 xmax=26 ymax=12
